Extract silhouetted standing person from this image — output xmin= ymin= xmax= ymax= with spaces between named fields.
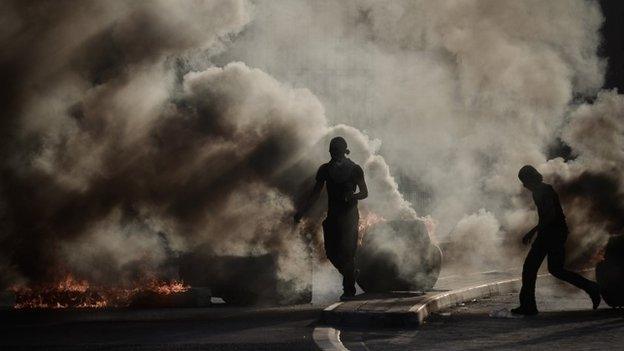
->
xmin=294 ymin=137 xmax=368 ymax=301
xmin=513 ymin=165 xmax=601 ymax=315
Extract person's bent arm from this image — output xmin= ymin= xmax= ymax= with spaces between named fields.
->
xmin=294 ymin=180 xmax=323 ymax=223
xmin=522 ymin=225 xmax=538 ymax=245
xmin=352 ymin=175 xmax=368 ymax=201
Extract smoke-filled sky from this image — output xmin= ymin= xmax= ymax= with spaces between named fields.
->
xmin=1 ymin=0 xmax=623 ymax=290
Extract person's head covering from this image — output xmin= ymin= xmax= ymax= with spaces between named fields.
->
xmin=329 ymin=136 xmax=350 ymax=155
xmin=518 ymin=165 xmax=543 ymax=184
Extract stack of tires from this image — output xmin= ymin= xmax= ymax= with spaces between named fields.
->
xmin=596 ymin=235 xmax=624 ymax=308
xmin=356 ymin=219 xmax=442 ymax=293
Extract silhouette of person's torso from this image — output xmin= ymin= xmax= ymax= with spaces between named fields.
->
xmin=532 ymin=183 xmax=567 ymax=244
xmin=316 ymin=158 xmax=363 ymax=217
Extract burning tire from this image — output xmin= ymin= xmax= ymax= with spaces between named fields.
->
xmin=356 ymin=219 xmax=442 ymax=293
xmin=179 ymin=251 xmax=312 ymax=306
xmin=596 ymin=235 xmax=624 ymax=308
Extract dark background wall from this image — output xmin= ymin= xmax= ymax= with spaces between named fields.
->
xmin=600 ymin=0 xmax=624 ymax=91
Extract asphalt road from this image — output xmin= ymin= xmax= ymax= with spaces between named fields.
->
xmin=4 ymin=268 xmax=619 ymax=350
xmin=0 ymin=303 xmax=325 ymax=350
xmin=340 ymin=277 xmax=624 ymax=350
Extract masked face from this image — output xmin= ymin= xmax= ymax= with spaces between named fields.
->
xmin=518 ymin=166 xmax=542 ymax=192
xmin=329 ymin=145 xmax=345 ymax=160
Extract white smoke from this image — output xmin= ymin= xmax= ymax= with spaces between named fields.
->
xmin=1 ymin=0 xmax=621 ymax=294
xmin=541 ymin=90 xmax=624 ymax=258
xmin=216 ymin=0 xmax=616 ymax=267
xmin=0 ymin=0 xmax=414 ymax=296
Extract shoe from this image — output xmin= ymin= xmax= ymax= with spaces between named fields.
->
xmin=340 ymin=293 xmax=357 ymax=301
xmin=510 ymin=306 xmax=538 ymax=316
xmin=589 ymin=286 xmax=601 ymax=310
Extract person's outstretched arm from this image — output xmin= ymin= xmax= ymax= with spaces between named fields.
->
xmin=294 ymin=165 xmax=326 ymax=223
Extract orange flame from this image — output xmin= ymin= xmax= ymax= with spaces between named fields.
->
xmin=11 ymin=274 xmax=190 ymax=309
xmin=358 ymin=212 xmax=386 ymax=246
xmin=55 ymin=274 xmax=90 ymax=293
xmin=146 ymin=280 xmax=190 ymax=295
xmin=358 ymin=211 xmax=385 ymax=233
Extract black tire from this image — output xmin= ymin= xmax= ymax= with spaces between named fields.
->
xmin=356 ymin=220 xmax=443 ymax=293
xmin=420 ymin=245 xmax=443 ymax=291
xmin=219 ymin=289 xmax=263 ymax=306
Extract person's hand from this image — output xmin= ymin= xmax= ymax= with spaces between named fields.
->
xmin=345 ymin=192 xmax=357 ymax=202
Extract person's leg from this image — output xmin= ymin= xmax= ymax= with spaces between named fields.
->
xmin=547 ymin=244 xmax=601 ymax=309
xmin=324 ymin=216 xmax=357 ymax=300
xmin=323 ymin=218 xmax=343 ymax=273
xmin=516 ymin=245 xmax=546 ymax=314
xmin=341 ymin=232 xmax=358 ymax=297
xmin=339 ymin=215 xmax=359 ymax=297
xmin=341 ymin=258 xmax=355 ymax=296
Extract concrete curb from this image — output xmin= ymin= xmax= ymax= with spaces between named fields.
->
xmin=312 ymin=326 xmax=349 ymax=351
xmin=321 ymin=273 xmax=553 ymax=327
xmin=314 ymin=269 xmax=593 ymax=350
xmin=409 ymin=273 xmax=549 ymax=324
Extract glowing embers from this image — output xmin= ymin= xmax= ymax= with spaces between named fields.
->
xmin=11 ymin=274 xmax=189 ymax=309
xmin=146 ymin=280 xmax=189 ymax=295
xmin=358 ymin=211 xmax=386 ymax=234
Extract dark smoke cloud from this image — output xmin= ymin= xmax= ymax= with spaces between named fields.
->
xmin=542 ymin=90 xmax=624 ymax=261
xmin=0 ymin=0 xmax=252 ymax=287
xmin=557 ymin=172 xmax=624 ymax=234
xmin=0 ymin=1 xmax=415 ymax=293
xmin=2 ymin=0 xmax=623 ymax=293
xmin=218 ymin=0 xmax=624 ymax=272
xmin=216 ymin=0 xmax=607 ymax=262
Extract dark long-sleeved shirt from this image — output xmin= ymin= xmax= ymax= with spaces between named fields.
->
xmin=532 ymin=183 xmax=568 ymax=244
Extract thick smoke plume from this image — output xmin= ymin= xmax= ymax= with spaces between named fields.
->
xmin=1 ymin=0 xmax=623 ymax=294
xmin=217 ymin=0 xmax=622 ymax=268
xmin=544 ymin=90 xmax=624 ymax=262
xmin=0 ymin=0 xmax=413 ymax=293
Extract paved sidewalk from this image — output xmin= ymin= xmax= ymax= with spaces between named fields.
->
xmin=340 ymin=275 xmax=624 ymax=350
xmin=322 ymin=267 xmax=523 ymax=327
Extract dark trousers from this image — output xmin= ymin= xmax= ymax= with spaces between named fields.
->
xmin=520 ymin=241 xmax=597 ymax=309
xmin=323 ymin=214 xmax=358 ymax=295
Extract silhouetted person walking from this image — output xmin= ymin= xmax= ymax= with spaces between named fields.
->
xmin=513 ymin=165 xmax=601 ymax=315
xmin=294 ymin=137 xmax=368 ymax=301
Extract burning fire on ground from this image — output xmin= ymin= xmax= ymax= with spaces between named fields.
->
xmin=10 ymin=274 xmax=189 ymax=309
xmin=358 ymin=211 xmax=386 ymax=245
xmin=358 ymin=211 xmax=386 ymax=233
